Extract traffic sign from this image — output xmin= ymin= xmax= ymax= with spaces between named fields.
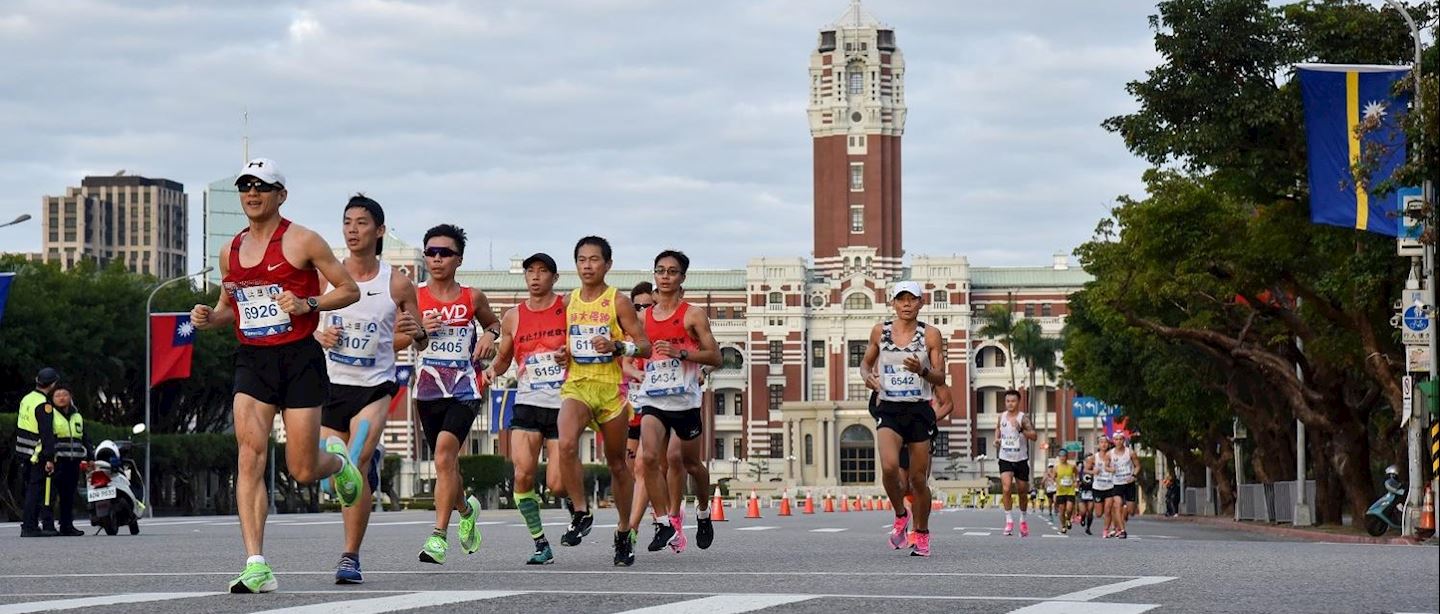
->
xmin=1063 ymin=440 xmax=1084 ymax=453
xmin=1401 ymin=289 xmax=1430 ymax=346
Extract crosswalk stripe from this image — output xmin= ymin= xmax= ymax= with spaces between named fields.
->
xmin=735 ymin=526 xmax=778 ymax=531
xmin=367 ymin=520 xmax=436 ymax=527
xmin=964 ymin=532 xmax=991 ymax=536
xmin=613 ymin=594 xmax=815 ymax=614
xmin=0 ymin=592 xmax=214 ymax=614
xmin=248 ymin=590 xmax=521 ymax=614
xmin=809 ymin=528 xmax=847 ymax=533
xmin=1041 ymin=534 xmax=1068 ymax=538
xmin=1005 ymin=602 xmax=1158 ymax=613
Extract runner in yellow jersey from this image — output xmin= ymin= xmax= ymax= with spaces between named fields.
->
xmin=554 ymin=236 xmax=651 ymax=567
xmin=1053 ymin=449 xmax=1078 ymax=534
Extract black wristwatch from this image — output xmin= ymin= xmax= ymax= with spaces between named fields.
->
xmin=306 ymin=297 xmax=320 ymax=313
xmin=679 ymin=349 xmax=690 ymax=361
xmin=488 ymin=327 xmax=501 ymax=340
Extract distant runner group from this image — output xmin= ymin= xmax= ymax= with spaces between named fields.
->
xmin=194 ymin=158 xmax=1126 ymax=594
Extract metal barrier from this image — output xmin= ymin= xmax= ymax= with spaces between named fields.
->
xmin=1271 ymin=480 xmax=1316 ymax=524
xmin=1183 ymin=487 xmax=1206 ymax=515
xmin=1236 ymin=484 xmax=1272 ymax=521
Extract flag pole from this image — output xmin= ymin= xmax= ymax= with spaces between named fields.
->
xmin=144 ymin=266 xmax=213 ymax=518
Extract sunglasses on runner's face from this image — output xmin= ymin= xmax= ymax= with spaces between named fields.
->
xmin=235 ymin=179 xmax=281 ymax=193
xmin=634 ymin=303 xmax=653 ymax=312
xmin=424 ymin=246 xmax=459 ymax=258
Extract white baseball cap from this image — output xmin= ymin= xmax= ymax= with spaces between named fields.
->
xmin=890 ymin=280 xmax=923 ymax=300
xmin=236 ymin=158 xmax=285 ymax=187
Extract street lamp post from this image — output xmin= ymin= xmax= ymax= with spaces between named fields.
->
xmin=0 ymin=214 xmax=32 ymax=229
xmin=143 ymin=266 xmax=213 ymax=517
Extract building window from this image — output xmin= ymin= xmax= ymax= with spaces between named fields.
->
xmin=768 ymin=291 xmax=784 ymax=308
xmin=847 ymin=340 xmax=867 ymax=367
xmin=848 ymin=70 xmax=863 ymax=95
xmin=811 ymin=340 xmax=826 ymax=368
xmin=850 ymin=163 xmax=864 ymax=190
xmin=1024 ymin=304 xmax=1035 ymax=318
xmin=933 ymin=289 xmax=948 ymax=308
xmin=769 ymin=385 xmax=784 ymax=410
xmin=734 ymin=438 xmax=743 ymax=460
xmin=850 ymin=205 xmax=864 ymax=233
xmin=769 ymin=433 xmax=784 ymax=459
xmin=932 ymin=433 xmax=950 ymax=458
xmin=839 ymin=425 xmax=875 ymax=484
xmin=714 ymin=393 xmax=726 ymax=416
xmin=769 ymin=341 xmax=784 ymax=364
xmin=733 ymin=394 xmax=743 ymax=416
xmin=804 ymin=434 xmax=814 ymax=465
xmin=810 ymin=381 xmax=826 ymax=401
xmin=1042 ymin=303 xmax=1053 ymax=317
xmin=715 ymin=438 xmax=726 ymax=460
xmin=848 ymin=382 xmax=868 ymax=401
xmin=974 ymin=438 xmax=987 ymax=457
xmin=844 ymin=293 xmax=872 ymax=311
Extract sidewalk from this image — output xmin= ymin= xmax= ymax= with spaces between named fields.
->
xmin=1157 ymin=514 xmax=1430 ymax=545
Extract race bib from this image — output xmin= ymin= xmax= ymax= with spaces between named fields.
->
xmin=520 ymin=352 xmax=566 ymax=391
xmin=643 ymin=358 xmax=687 ymax=397
xmin=569 ymin=324 xmax=612 ymax=364
xmin=1060 ymin=477 xmax=1074 ymax=487
xmin=234 ymin=284 xmax=291 ymax=338
xmin=1080 ymin=491 xmax=1094 ymax=501
xmin=422 ymin=324 xmax=472 ymax=368
xmin=327 ymin=314 xmax=381 ymax=366
xmin=881 ymin=363 xmax=922 ymax=397
xmin=1114 ymin=464 xmax=1133 ymax=481
xmin=1001 ymin=434 xmax=1022 ymax=453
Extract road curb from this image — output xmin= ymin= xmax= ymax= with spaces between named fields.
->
xmin=1156 ymin=514 xmax=1428 ymax=545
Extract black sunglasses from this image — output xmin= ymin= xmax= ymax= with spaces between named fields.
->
xmin=634 ymin=303 xmax=653 ymax=312
xmin=236 ymin=179 xmax=281 ymax=193
xmin=424 ymin=246 xmax=460 ymax=258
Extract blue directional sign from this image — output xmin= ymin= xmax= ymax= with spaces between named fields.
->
xmin=1402 ymin=289 xmax=1430 ymax=345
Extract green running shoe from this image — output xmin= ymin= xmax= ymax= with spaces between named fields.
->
xmin=228 ymin=562 xmax=278 ymax=594
xmin=325 ymin=436 xmax=363 ymax=507
xmin=527 ymin=541 xmax=555 ymax=565
xmin=628 ymin=528 xmax=638 ymax=546
xmin=419 ymin=534 xmax=448 ymax=564
xmin=458 ymin=494 xmax=483 ymax=554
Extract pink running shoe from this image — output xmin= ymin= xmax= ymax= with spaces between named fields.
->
xmin=1019 ymin=520 xmax=1030 ymax=537
xmin=669 ymin=513 xmax=687 ymax=553
xmin=889 ymin=514 xmax=911 ymax=549
xmin=1003 ymin=519 xmax=1015 ymax=536
xmin=909 ymin=531 xmax=931 ymax=557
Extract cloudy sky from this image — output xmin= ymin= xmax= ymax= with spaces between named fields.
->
xmin=0 ymin=0 xmax=1160 ymax=272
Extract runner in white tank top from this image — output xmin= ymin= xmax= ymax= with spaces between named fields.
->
xmin=1086 ymin=437 xmax=1115 ymax=537
xmin=312 ymin=195 xmax=426 ymax=584
xmin=1106 ymin=433 xmax=1141 ymax=539
xmin=994 ymin=391 xmax=1037 ymax=537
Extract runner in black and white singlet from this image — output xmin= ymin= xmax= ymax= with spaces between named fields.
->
xmin=1087 ymin=437 xmax=1115 ymax=537
xmin=314 ymin=195 xmax=426 ymax=584
xmin=862 ymin=280 xmax=947 ymax=557
xmin=1106 ymin=432 xmax=1141 ymax=539
xmin=994 ymin=390 xmax=1037 ymax=537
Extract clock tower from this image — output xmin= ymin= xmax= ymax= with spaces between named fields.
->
xmin=808 ymin=1 xmax=906 ymax=280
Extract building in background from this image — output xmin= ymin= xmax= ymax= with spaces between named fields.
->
xmin=201 ymin=176 xmax=245 ymax=290
xmin=41 ymin=173 xmax=187 ymax=278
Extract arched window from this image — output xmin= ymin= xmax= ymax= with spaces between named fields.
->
xmin=720 ymin=347 xmax=744 ymax=371
xmin=839 ymin=425 xmax=875 ymax=484
xmin=804 ymin=434 xmax=814 ymax=465
xmin=844 ymin=293 xmax=872 ymax=310
xmin=978 ymin=346 xmax=1006 ymax=368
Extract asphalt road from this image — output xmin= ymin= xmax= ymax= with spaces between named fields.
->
xmin=1 ymin=505 xmax=1436 ymax=614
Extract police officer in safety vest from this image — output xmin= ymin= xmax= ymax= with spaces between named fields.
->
xmin=14 ymin=367 xmax=60 ymax=537
xmin=47 ymin=384 xmax=88 ymax=536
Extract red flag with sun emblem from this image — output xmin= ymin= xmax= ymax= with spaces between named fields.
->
xmin=150 ymin=313 xmax=196 ymax=386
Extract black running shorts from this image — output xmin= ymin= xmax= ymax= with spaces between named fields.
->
xmin=322 ymin=382 xmax=398 ymax=431
xmin=416 ymin=397 xmax=479 ymax=453
xmin=235 ymin=338 xmax=329 ymax=409
xmin=873 ymin=400 xmax=937 ymax=444
xmin=637 ymin=406 xmax=704 ymax=441
xmin=511 ymin=403 xmax=561 ymax=440
xmin=998 ymin=459 xmax=1032 ymax=482
xmin=1111 ymin=482 xmax=1137 ymax=503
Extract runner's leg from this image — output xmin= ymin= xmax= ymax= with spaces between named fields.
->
xmin=341 ymin=400 xmax=386 ymax=554
xmin=557 ymin=399 xmax=591 ymax=514
xmin=234 ymin=393 xmax=279 ymax=558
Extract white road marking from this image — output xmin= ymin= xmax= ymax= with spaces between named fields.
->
xmin=1049 ymin=576 xmax=1177 ymax=602
xmin=134 ymin=520 xmax=213 ymax=526
xmin=0 ymin=592 xmax=215 ymax=614
xmin=1041 ymin=534 xmax=1068 ymax=538
xmin=367 ymin=521 xmax=436 ymax=527
xmin=964 ymin=532 xmax=992 ymax=536
xmin=809 ymin=528 xmax=847 ymax=533
xmin=248 ymin=590 xmax=521 ymax=614
xmin=284 ymin=520 xmax=346 ymax=526
xmin=614 ymin=594 xmax=815 ymax=614
xmin=735 ymin=526 xmax=778 ymax=531
xmin=1006 ymin=602 xmax=1159 ymax=613
xmin=0 ymin=570 xmax=1154 ymax=580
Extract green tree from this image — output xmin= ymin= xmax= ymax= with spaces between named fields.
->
xmin=978 ymin=305 xmax=1021 ymax=389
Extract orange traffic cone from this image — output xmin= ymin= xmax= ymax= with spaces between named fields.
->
xmin=840 ymin=496 xmax=850 ymax=512
xmin=823 ymin=494 xmax=835 ymax=513
xmin=778 ymin=491 xmax=793 ymax=517
xmin=1420 ymin=485 xmax=1435 ymax=537
xmin=745 ymin=490 xmax=762 ymax=519
xmin=803 ymin=493 xmax=816 ymax=514
xmin=711 ymin=494 xmax=727 ymax=522
xmin=882 ymin=498 xmax=891 ymax=511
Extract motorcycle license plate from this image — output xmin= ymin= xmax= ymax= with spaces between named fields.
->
xmin=87 ymin=486 xmax=116 ymax=502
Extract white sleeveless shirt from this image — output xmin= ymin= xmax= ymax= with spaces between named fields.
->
xmin=323 ymin=263 xmax=396 ymax=388
xmin=998 ymin=411 xmax=1028 ymax=462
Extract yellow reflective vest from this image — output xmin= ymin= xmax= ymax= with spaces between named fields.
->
xmin=14 ymin=390 xmax=55 ymax=462
xmin=54 ymin=409 xmax=86 ymax=460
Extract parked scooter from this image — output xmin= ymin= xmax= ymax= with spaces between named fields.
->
xmin=1364 ymin=464 xmax=1406 ymax=537
xmin=86 ymin=423 xmax=147 ymax=536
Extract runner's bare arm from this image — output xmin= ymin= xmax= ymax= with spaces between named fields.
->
xmin=193 ymin=242 xmax=236 ymax=330
xmin=675 ymin=307 xmax=721 ymax=367
xmin=291 ymin=227 xmax=359 ymax=313
xmin=485 ymin=308 xmax=519 ymax=379
xmin=860 ymin=323 xmax=883 ymax=391
xmin=920 ymin=325 xmax=947 ymax=386
xmin=1021 ymin=414 xmax=1038 ymax=441
xmin=933 ymin=384 xmax=954 ymax=421
xmin=612 ymin=293 xmax=651 ymax=358
xmin=471 ymin=290 xmax=501 ymax=360
xmin=623 ymin=357 xmax=645 ymax=381
xmin=392 ymin=269 xmax=427 ymax=351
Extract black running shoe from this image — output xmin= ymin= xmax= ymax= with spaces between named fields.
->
xmin=613 ymin=530 xmax=635 ymax=567
xmin=560 ymin=510 xmax=593 ymax=547
xmin=696 ymin=515 xmax=714 ymax=550
xmin=647 ymin=522 xmax=676 ymax=552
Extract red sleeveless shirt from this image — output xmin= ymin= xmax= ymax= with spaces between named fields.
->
xmin=223 ymin=218 xmax=321 ymax=346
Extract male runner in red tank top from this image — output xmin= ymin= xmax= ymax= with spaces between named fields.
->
xmin=190 ymin=158 xmax=365 ymax=594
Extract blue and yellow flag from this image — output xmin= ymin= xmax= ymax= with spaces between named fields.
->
xmin=1298 ymin=64 xmax=1411 ymax=236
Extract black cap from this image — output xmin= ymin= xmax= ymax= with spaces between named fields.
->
xmin=522 ymin=253 xmax=558 ymax=274
xmin=36 ymin=367 xmax=60 ymax=386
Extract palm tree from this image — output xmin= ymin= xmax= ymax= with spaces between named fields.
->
xmin=1012 ymin=319 xmax=1064 ymax=446
xmin=978 ymin=305 xmax=1021 ymax=389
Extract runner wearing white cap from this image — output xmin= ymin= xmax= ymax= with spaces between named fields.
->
xmin=862 ymin=280 xmax=946 ymax=557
